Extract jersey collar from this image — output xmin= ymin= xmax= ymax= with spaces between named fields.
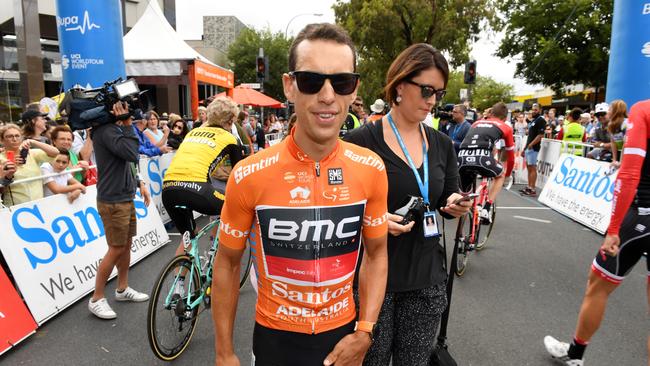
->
xmin=286 ymin=127 xmax=340 ymax=165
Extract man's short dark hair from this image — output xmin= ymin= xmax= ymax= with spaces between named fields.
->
xmin=288 ymin=23 xmax=357 ymax=72
xmin=491 ymin=102 xmax=508 ymax=120
xmin=570 ymin=107 xmax=582 ymax=122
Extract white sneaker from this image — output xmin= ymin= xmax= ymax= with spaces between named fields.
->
xmin=115 ymin=287 xmax=150 ymax=302
xmin=88 ymin=298 xmax=117 ymax=319
xmin=544 ymin=336 xmax=584 ymax=366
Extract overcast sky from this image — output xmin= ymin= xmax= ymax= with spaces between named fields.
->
xmin=175 ymin=0 xmax=540 ymax=95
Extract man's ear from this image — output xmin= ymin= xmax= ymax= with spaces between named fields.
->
xmin=283 ymin=73 xmax=295 ymax=103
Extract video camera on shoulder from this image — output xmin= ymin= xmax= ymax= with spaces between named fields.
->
xmin=60 ymin=78 xmax=148 ymax=131
xmin=434 ymin=103 xmax=454 ymax=122
xmin=394 ymin=195 xmax=426 ymax=225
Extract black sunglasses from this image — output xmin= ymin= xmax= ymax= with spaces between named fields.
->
xmin=289 ymin=71 xmax=360 ymax=95
xmin=405 ymin=79 xmax=446 ymax=100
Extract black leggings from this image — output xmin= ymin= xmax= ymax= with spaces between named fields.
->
xmin=162 ymin=181 xmax=224 ymax=237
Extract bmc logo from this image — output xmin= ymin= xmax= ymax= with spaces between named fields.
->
xmin=268 ymin=217 xmax=360 ymax=242
xmin=219 ymin=221 xmax=249 ymax=238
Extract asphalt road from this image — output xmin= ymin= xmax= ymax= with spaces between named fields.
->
xmin=3 ymin=185 xmax=648 ymax=365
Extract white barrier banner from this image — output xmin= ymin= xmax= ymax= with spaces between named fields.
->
xmin=0 ymin=186 xmax=170 ymax=324
xmin=512 ymin=135 xmax=528 ymax=185
xmin=539 ymin=154 xmax=617 ymax=234
xmin=535 ymin=138 xmax=563 ymax=190
xmin=139 ymin=152 xmax=175 ymax=223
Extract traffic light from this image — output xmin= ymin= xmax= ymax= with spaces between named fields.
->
xmin=464 ymin=60 xmax=477 ymax=84
xmin=256 ymin=56 xmax=266 ymax=79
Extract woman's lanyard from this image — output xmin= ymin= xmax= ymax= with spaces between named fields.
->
xmin=387 ymin=113 xmax=429 ymax=207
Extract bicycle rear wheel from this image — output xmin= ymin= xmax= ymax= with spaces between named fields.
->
xmin=475 ymin=202 xmax=496 ymax=250
xmin=148 ymin=255 xmax=201 ymax=361
xmin=455 ymin=216 xmax=471 ymax=276
xmin=239 ymin=244 xmax=252 ymax=289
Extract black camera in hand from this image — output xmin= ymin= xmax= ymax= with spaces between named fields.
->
xmin=394 ymin=195 xmax=426 ymax=225
xmin=61 ymin=78 xmax=149 ymax=131
xmin=434 ymin=103 xmax=454 ymax=122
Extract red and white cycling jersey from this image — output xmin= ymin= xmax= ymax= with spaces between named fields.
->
xmin=458 ymin=117 xmax=515 ymax=176
xmin=608 ymin=100 xmax=650 ymax=235
xmin=218 ymin=130 xmax=388 ymax=334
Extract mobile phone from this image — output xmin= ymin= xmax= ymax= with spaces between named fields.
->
xmin=20 ymin=147 xmax=29 ymax=160
xmin=6 ymin=151 xmax=15 ymax=163
xmin=453 ymin=193 xmax=479 ymax=204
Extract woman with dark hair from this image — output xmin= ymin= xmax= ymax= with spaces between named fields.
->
xmin=607 ymin=99 xmax=628 ymax=166
xmin=166 ymin=114 xmax=188 ymax=150
xmin=21 ymin=110 xmax=50 ymax=145
xmin=345 ymin=43 xmax=471 ymax=365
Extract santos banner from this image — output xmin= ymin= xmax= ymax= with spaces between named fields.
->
xmin=539 ymin=154 xmax=617 ymax=234
xmin=139 ymin=153 xmax=175 ymax=223
xmin=0 ymin=265 xmax=37 ymax=356
xmin=0 ymin=186 xmax=169 ymax=324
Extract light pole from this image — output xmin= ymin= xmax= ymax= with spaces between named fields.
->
xmin=285 ymin=13 xmax=323 ymax=38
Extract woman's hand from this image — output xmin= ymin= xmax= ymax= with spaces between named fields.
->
xmin=387 ymin=213 xmax=415 ymax=236
xmin=440 ymin=193 xmax=472 ymax=218
xmin=19 ymin=140 xmax=32 ymax=150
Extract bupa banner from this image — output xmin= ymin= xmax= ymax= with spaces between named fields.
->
xmin=605 ymin=1 xmax=650 ymax=107
xmin=55 ymin=0 xmax=126 ymax=89
xmin=536 ymin=138 xmax=564 ymax=191
xmin=138 ymin=152 xmax=175 ymax=223
xmin=0 ymin=265 xmax=37 ymax=356
xmin=539 ymin=154 xmax=618 ymax=234
xmin=0 ymin=186 xmax=169 ymax=324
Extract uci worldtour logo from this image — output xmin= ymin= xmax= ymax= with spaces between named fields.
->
xmin=57 ymin=11 xmax=100 ymax=35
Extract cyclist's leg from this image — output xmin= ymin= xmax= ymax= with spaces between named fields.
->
xmin=162 ymin=187 xmax=197 ymax=256
xmin=482 ymin=156 xmax=504 ymax=203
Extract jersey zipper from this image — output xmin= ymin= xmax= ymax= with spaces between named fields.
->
xmin=312 ymin=161 xmax=321 ymax=334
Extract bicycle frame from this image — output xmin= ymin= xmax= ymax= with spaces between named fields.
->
xmin=164 ymin=219 xmax=220 ymax=312
xmin=468 ymin=178 xmax=491 ymax=244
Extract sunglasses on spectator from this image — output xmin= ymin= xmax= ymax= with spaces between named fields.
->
xmin=353 ymin=102 xmax=364 ymax=107
xmin=173 ymin=125 xmax=183 ymax=130
xmin=405 ymin=79 xmax=446 ymax=100
xmin=288 ymin=71 xmax=360 ymax=95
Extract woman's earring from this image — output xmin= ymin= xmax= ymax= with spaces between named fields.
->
xmin=396 ymin=95 xmax=402 ymax=103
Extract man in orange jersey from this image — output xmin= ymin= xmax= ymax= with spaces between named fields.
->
xmin=211 ymin=23 xmax=389 ymax=366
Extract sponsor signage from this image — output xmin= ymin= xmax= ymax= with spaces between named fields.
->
xmin=0 ymin=266 xmax=37 ymax=356
xmin=55 ymin=1 xmax=126 ymax=89
xmin=0 ymin=186 xmax=169 ymax=324
xmin=539 ymin=154 xmax=617 ymax=234
xmin=138 ymin=152 xmax=175 ymax=223
xmin=536 ymin=138 xmax=564 ymax=190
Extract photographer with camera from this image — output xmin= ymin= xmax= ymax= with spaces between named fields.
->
xmin=0 ymin=123 xmax=59 ymax=206
xmin=88 ymin=101 xmax=151 ymax=320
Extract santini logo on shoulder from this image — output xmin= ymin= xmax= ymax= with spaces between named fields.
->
xmin=343 ymin=149 xmax=385 ymax=171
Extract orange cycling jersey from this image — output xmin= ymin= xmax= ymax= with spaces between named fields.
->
xmin=218 ymin=131 xmax=388 ymax=334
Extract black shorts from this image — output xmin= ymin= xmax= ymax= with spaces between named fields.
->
xmin=252 ymin=321 xmax=355 ymax=366
xmin=592 ymin=207 xmax=650 ymax=284
xmin=457 ymin=150 xmax=503 ymax=190
xmin=162 ymin=181 xmax=224 ymax=237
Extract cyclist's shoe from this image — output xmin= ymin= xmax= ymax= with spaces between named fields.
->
xmin=479 ymin=207 xmax=492 ymax=224
xmin=88 ymin=298 xmax=117 ymax=319
xmin=544 ymin=336 xmax=584 ymax=366
xmin=115 ymin=287 xmax=149 ymax=302
xmin=173 ymin=279 xmax=185 ymax=296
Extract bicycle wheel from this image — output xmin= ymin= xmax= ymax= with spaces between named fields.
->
xmin=239 ymin=244 xmax=252 ymax=289
xmin=148 ymin=255 xmax=202 ymax=361
xmin=455 ymin=216 xmax=470 ymax=276
xmin=475 ymin=202 xmax=496 ymax=251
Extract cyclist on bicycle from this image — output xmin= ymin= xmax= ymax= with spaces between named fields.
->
xmin=162 ymin=97 xmax=243 ymax=257
xmin=211 ymin=23 xmax=389 ymax=366
xmin=457 ymin=102 xmax=515 ymax=223
xmin=544 ymin=99 xmax=650 ymax=366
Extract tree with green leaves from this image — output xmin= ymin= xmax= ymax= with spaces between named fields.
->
xmin=334 ymin=0 xmax=495 ymax=104
xmin=441 ymin=71 xmax=514 ymax=111
xmin=496 ymin=0 xmax=612 ymax=92
xmin=226 ymin=28 xmax=292 ymax=102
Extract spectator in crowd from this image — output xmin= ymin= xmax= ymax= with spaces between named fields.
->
xmin=607 ymin=99 xmax=628 ymax=166
xmin=194 ymin=106 xmax=208 ymax=129
xmin=51 ymin=125 xmax=88 ymax=183
xmin=514 ymin=112 xmax=528 ymax=137
xmin=0 ymin=123 xmax=58 ymax=206
xmin=234 ymin=111 xmax=254 ymax=156
xmin=0 ymin=160 xmax=17 ymax=193
xmin=255 ymin=119 xmax=266 ymax=151
xmin=21 ymin=110 xmax=51 ymax=145
xmin=269 ymin=114 xmax=283 ymax=133
xmin=160 ymin=112 xmax=169 ymax=122
xmin=368 ymin=99 xmax=386 ymax=122
xmin=72 ymin=128 xmax=94 ymax=163
xmin=40 ymin=148 xmax=86 ymax=202
xmin=341 ymin=95 xmax=363 ymax=135
xmin=132 ymin=110 xmax=171 ymax=157
xmin=240 ymin=111 xmax=256 ymax=147
xmin=143 ymin=111 xmax=169 ymax=148
xmin=447 ymin=104 xmax=472 ymax=153
xmin=286 ymin=113 xmax=297 ymax=134
xmin=582 ymin=112 xmax=596 ymax=136
xmin=166 ymin=114 xmax=187 ymax=150
xmin=520 ymin=103 xmax=546 ymax=196
xmin=556 ymin=108 xmax=587 ymax=156
xmin=587 ymin=103 xmax=613 ymax=161
xmin=547 ymin=107 xmax=558 ymax=128
xmin=88 ymin=102 xmax=151 ymax=320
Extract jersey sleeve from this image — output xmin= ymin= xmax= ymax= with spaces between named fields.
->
xmin=607 ymin=102 xmax=649 ymax=235
xmin=362 ymin=157 xmax=388 ymax=239
xmin=500 ymin=123 xmax=516 ymax=177
xmin=218 ymin=163 xmax=255 ymax=249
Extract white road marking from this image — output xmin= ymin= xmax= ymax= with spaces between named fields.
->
xmin=513 ymin=215 xmax=552 ymax=224
xmin=499 ymin=207 xmax=550 ymax=210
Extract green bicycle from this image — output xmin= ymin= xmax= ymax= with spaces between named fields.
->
xmin=147 ymin=215 xmax=252 ymax=361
